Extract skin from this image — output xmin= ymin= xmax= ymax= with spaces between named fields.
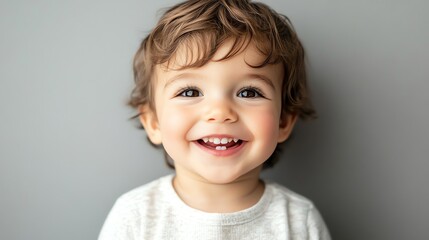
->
xmin=140 ymin=40 xmax=297 ymax=213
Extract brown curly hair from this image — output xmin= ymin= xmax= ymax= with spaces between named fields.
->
xmin=129 ymin=0 xmax=316 ymax=169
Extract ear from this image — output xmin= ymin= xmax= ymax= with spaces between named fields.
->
xmin=139 ymin=105 xmax=162 ymax=145
xmin=277 ymin=113 xmax=298 ymax=143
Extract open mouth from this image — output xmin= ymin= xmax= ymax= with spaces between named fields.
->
xmin=196 ymin=137 xmax=243 ymax=151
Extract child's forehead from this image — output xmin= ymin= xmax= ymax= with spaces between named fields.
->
xmin=152 ymin=39 xmax=285 ymax=91
xmin=162 ymin=38 xmax=272 ymax=71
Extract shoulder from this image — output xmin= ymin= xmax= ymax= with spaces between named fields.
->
xmin=98 ymin=175 xmax=173 ymax=240
xmin=265 ymin=181 xmax=331 ymax=240
xmin=266 ymin=181 xmax=315 ymax=210
xmin=115 ymin=174 xmax=172 ymax=209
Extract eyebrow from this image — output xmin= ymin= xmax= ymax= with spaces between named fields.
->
xmin=163 ymin=72 xmax=276 ymax=89
xmin=243 ymin=73 xmax=276 ymax=90
xmin=164 ymin=72 xmax=203 ymax=89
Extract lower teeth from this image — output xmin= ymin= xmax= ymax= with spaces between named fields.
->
xmin=215 ymin=146 xmax=227 ymax=151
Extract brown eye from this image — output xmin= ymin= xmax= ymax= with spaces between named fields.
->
xmin=179 ymin=89 xmax=201 ymax=97
xmin=237 ymin=88 xmax=262 ymax=98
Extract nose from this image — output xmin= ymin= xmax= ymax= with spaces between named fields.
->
xmin=204 ymin=99 xmax=238 ymax=123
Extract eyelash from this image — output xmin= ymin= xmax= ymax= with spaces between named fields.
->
xmin=175 ymin=85 xmax=202 ymax=97
xmin=237 ymin=86 xmax=265 ymax=98
xmin=175 ymin=85 xmax=266 ymax=98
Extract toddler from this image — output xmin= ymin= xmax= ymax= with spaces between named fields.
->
xmin=99 ymin=0 xmax=331 ymax=239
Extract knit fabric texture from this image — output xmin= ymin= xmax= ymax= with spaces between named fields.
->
xmin=98 ymin=175 xmax=331 ymax=240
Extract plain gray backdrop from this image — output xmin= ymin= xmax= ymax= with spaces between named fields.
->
xmin=1 ymin=0 xmax=428 ymax=239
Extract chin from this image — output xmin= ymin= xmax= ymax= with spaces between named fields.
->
xmin=200 ymin=169 xmax=255 ymax=185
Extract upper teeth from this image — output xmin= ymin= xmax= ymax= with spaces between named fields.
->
xmin=202 ymin=137 xmax=239 ymax=144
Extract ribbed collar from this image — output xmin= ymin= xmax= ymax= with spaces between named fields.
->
xmin=160 ymin=174 xmax=273 ymax=226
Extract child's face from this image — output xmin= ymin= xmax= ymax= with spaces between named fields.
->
xmin=141 ymin=40 xmax=296 ymax=184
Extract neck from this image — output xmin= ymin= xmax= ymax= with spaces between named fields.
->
xmin=172 ymin=168 xmax=265 ymax=213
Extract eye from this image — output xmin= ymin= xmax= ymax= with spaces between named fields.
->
xmin=177 ymin=87 xmax=202 ymax=97
xmin=237 ymin=87 xmax=264 ymax=98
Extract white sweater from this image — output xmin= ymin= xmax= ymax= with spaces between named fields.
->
xmin=98 ymin=175 xmax=331 ymax=240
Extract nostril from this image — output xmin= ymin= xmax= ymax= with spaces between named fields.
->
xmin=208 ymin=117 xmax=233 ymax=123
xmin=204 ymin=106 xmax=238 ymax=123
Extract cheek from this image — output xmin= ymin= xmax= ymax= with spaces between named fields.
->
xmin=244 ymin=106 xmax=280 ymax=162
xmin=159 ymin=108 xmax=184 ymax=132
xmin=247 ymin=106 xmax=281 ymax=139
xmin=158 ymin=105 xmax=194 ymax=145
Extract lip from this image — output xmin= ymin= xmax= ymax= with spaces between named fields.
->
xmin=197 ymin=134 xmax=242 ymax=140
xmin=192 ymin=138 xmax=246 ymax=157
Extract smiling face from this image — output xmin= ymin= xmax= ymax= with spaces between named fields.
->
xmin=140 ymin=40 xmax=297 ymax=184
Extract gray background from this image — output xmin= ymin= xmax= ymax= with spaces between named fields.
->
xmin=1 ymin=0 xmax=428 ymax=239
